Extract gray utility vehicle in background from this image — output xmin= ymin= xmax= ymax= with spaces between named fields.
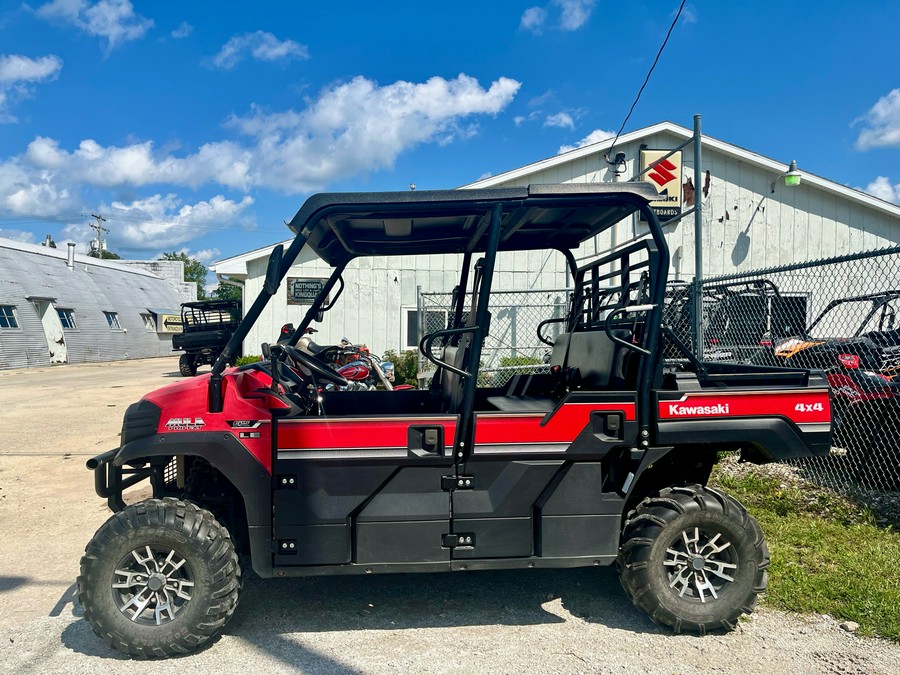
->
xmin=171 ymin=299 xmax=242 ymax=376
xmin=81 ymin=184 xmax=831 ymax=658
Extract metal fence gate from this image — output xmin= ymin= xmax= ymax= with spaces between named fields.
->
xmin=417 ymin=245 xmax=900 ymax=495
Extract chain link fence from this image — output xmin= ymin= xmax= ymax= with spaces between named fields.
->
xmin=419 ymin=289 xmax=569 ymax=387
xmin=693 ymin=246 xmax=900 ymax=493
xmin=417 ymin=246 xmax=900 ymax=494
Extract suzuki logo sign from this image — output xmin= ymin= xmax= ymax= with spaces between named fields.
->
xmin=640 ymin=149 xmax=683 ymax=222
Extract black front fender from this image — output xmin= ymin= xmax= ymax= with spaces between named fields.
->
xmin=93 ymin=432 xmax=275 ymax=578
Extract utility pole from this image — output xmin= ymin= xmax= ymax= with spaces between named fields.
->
xmin=89 ymin=213 xmax=109 ymax=255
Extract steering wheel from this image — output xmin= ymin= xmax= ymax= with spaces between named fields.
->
xmin=280 ymin=344 xmax=349 ymax=387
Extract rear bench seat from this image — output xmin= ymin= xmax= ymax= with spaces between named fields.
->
xmin=487 ymin=330 xmax=629 ymax=412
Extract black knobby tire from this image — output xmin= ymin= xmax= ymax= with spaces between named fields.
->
xmin=77 ymin=498 xmax=241 ymax=658
xmin=179 ymin=353 xmax=198 ymax=377
xmin=618 ymin=484 xmax=768 ymax=634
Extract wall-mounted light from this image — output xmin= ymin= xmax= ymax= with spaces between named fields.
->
xmin=771 ymin=160 xmax=801 ymax=193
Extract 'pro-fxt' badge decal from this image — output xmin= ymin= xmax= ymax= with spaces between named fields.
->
xmin=165 ymin=417 xmax=206 ymax=431
xmin=228 ymin=420 xmax=261 ymax=429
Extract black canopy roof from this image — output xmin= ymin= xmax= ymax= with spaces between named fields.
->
xmin=286 ymin=183 xmax=660 ymax=267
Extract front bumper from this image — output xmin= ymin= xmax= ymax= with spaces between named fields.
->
xmin=86 ymin=448 xmax=165 ymax=512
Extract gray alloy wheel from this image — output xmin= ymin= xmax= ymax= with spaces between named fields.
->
xmin=78 ymin=498 xmax=240 ymax=658
xmin=618 ymin=484 xmax=768 ymax=634
xmin=111 ymin=545 xmax=195 ymax=625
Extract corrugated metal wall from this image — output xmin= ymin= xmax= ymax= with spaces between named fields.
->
xmin=0 ymin=240 xmax=189 ymax=369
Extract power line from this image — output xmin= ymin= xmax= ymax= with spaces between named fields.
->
xmin=605 ymin=0 xmax=688 ymax=165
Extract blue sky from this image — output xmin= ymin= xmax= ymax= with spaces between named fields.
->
xmin=0 ymin=1 xmax=898 ymax=280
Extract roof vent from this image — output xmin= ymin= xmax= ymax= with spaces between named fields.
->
xmin=67 ymin=242 xmax=76 ymax=270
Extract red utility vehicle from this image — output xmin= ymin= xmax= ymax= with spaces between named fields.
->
xmin=80 ymin=184 xmax=831 ymax=657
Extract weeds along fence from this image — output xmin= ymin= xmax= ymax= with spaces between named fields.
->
xmin=417 ymin=246 xmax=900 ymax=493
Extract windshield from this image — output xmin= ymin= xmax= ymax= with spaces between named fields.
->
xmin=807 ymin=298 xmax=897 ymax=338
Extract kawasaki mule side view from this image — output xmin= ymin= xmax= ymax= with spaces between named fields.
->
xmin=80 ymin=184 xmax=831 ymax=657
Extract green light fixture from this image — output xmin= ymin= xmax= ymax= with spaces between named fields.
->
xmin=771 ymin=160 xmax=802 ymax=193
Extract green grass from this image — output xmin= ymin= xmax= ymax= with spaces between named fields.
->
xmin=712 ymin=467 xmax=900 ymax=641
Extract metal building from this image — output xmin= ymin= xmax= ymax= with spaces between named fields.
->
xmin=211 ymin=121 xmax=900 ymax=357
xmin=0 ymin=238 xmax=192 ymax=369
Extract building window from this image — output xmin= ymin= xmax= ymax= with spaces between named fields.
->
xmin=141 ymin=313 xmax=156 ymax=330
xmin=57 ymin=308 xmax=77 ymax=330
xmin=402 ymin=308 xmax=448 ymax=350
xmin=103 ymin=311 xmax=122 ymax=330
xmin=0 ymin=305 xmax=18 ymax=329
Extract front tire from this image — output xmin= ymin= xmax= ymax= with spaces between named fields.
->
xmin=618 ymin=484 xmax=768 ymax=634
xmin=77 ymin=498 xmax=241 ymax=658
xmin=179 ymin=353 xmax=198 ymax=377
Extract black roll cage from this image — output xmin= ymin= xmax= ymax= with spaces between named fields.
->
xmin=208 ymin=186 xmax=669 ymax=436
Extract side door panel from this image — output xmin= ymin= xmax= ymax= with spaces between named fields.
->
xmin=273 ymin=415 xmax=457 ymax=567
xmin=452 ymin=394 xmax=637 ymax=561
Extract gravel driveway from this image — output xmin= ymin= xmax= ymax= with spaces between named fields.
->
xmin=1 ymin=357 xmax=898 ymax=674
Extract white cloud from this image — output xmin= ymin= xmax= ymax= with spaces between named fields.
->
xmin=0 ymin=228 xmax=37 ymax=243
xmin=234 ymin=74 xmax=521 ymax=191
xmin=678 ymin=3 xmax=698 ymax=25
xmin=24 ymin=136 xmax=253 ymax=189
xmin=855 ymin=89 xmax=900 ymax=150
xmin=522 ymin=0 xmax=595 ymax=33
xmin=555 ymin=0 xmax=596 ymax=31
xmin=0 ymin=54 xmax=62 ymax=122
xmin=528 ymin=90 xmax=554 ymax=107
xmin=211 ymin=31 xmax=309 ymax=70
xmin=61 ymin=194 xmax=255 ymax=251
xmin=558 ymin=128 xmax=615 ymax=154
xmin=36 ymin=0 xmax=153 ymax=51
xmin=0 ymin=157 xmax=79 ymax=215
xmin=864 ymin=176 xmax=900 ymax=204
xmin=544 ymin=111 xmax=575 ymax=130
xmin=191 ymin=247 xmax=222 ymax=264
xmin=171 ymin=21 xmax=193 ymax=39
xmin=0 ymin=54 xmax=63 ymax=83
xmin=0 ymin=72 xmax=520 ymax=232
xmin=520 ymin=7 xmax=547 ymax=33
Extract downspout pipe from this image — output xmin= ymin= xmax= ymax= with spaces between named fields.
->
xmin=216 ymin=273 xmax=244 ymax=289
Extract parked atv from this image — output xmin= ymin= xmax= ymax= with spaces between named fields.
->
xmin=171 ymin=299 xmax=242 ymax=376
xmin=81 ymin=185 xmax=831 ymax=657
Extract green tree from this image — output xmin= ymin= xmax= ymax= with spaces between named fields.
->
xmin=88 ymin=248 xmax=121 ymax=259
xmin=382 ymin=350 xmax=419 ymax=387
xmin=211 ymin=282 xmax=242 ymax=301
xmin=160 ymin=252 xmax=209 ymax=300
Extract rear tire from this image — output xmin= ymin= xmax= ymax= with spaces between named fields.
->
xmin=618 ymin=484 xmax=768 ymax=634
xmin=78 ymin=498 xmax=241 ymax=658
xmin=179 ymin=353 xmax=198 ymax=377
